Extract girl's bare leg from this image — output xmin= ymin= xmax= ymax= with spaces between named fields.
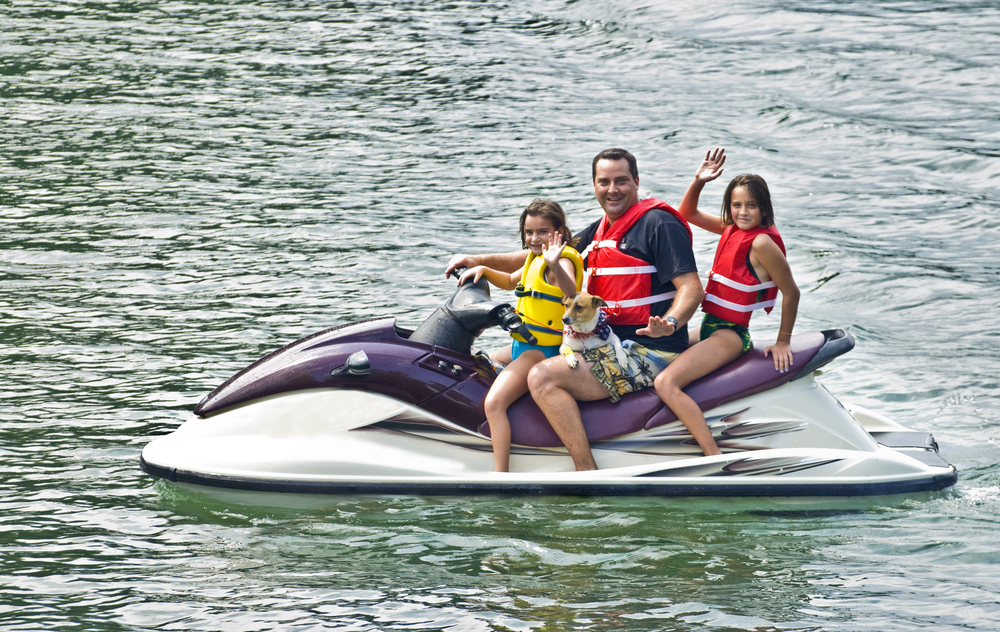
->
xmin=491 ymin=344 xmax=513 ymax=366
xmin=484 ymin=349 xmax=545 ymax=472
xmin=653 ymin=330 xmax=745 ymax=456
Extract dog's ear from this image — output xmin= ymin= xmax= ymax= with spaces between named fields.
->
xmin=562 ymin=296 xmax=572 ymax=306
xmin=592 ymin=295 xmax=607 ymax=308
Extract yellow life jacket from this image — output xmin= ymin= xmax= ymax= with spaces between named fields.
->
xmin=512 ymin=247 xmax=584 ymax=346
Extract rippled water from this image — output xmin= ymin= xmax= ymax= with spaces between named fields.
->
xmin=2 ymin=1 xmax=999 ymax=630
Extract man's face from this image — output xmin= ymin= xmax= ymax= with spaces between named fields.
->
xmin=593 ymin=158 xmax=639 ymax=222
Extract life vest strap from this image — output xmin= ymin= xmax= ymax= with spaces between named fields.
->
xmin=525 ymin=322 xmax=563 ymax=336
xmin=587 ymin=265 xmax=657 ymax=277
xmin=607 ymin=291 xmax=677 ymax=309
xmin=579 ymin=240 xmax=618 ymax=261
xmin=708 ymin=270 xmax=777 ymax=292
xmin=704 ymin=293 xmax=778 ymax=313
xmin=514 ymin=287 xmax=563 ymax=303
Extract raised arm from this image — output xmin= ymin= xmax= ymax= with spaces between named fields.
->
xmin=753 ymin=234 xmax=800 ymax=372
xmin=445 ymin=251 xmax=528 ymax=278
xmin=677 ymin=148 xmax=727 ymax=235
xmin=541 ymin=232 xmax=579 ymax=299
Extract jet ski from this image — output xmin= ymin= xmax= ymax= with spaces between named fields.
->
xmin=140 ymin=272 xmax=957 ymax=498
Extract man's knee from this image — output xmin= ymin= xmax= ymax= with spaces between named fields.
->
xmin=527 ymin=360 xmax=552 ymax=396
xmin=529 ymin=357 xmax=573 ymax=396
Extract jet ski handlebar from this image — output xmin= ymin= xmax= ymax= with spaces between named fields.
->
xmin=449 ymin=266 xmax=538 ymax=346
xmin=447 ymin=265 xmax=469 ymax=281
xmin=409 ymin=265 xmax=537 ymax=352
xmin=496 ymin=305 xmax=537 ymax=347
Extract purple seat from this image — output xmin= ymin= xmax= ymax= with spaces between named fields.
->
xmin=644 ymin=331 xmax=825 ymax=429
xmin=479 ymin=332 xmax=827 ymax=447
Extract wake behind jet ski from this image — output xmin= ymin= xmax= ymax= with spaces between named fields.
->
xmin=140 ymin=273 xmax=957 ymax=498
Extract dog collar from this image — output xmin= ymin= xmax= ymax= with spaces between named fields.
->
xmin=564 ymin=309 xmax=612 ymax=341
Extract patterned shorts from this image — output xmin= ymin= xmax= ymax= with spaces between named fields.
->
xmin=699 ymin=313 xmax=752 ymax=355
xmin=583 ymin=342 xmax=681 ymax=404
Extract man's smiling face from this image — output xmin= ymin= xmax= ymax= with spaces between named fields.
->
xmin=593 ymin=158 xmax=640 ymax=222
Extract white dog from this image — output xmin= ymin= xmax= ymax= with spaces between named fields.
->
xmin=559 ymin=293 xmax=629 ymax=369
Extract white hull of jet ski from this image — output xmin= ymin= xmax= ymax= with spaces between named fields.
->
xmin=141 ymin=373 xmax=957 ymax=498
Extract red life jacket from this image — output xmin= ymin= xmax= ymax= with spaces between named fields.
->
xmin=582 ymin=198 xmax=692 ymax=325
xmin=702 ymin=225 xmax=785 ymax=327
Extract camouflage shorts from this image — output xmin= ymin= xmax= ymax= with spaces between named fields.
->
xmin=583 ymin=341 xmax=681 ymax=403
xmin=700 ymin=313 xmax=752 ymax=355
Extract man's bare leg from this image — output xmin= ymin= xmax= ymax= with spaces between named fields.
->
xmin=527 ymin=354 xmax=612 ymax=471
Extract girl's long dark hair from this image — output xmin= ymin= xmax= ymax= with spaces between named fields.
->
xmin=518 ymin=199 xmax=578 ymax=248
xmin=721 ymin=174 xmax=775 ymax=228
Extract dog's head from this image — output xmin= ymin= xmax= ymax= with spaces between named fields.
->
xmin=561 ymin=293 xmax=607 ymax=331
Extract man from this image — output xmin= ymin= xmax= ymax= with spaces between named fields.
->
xmin=445 ymin=148 xmax=704 ymax=470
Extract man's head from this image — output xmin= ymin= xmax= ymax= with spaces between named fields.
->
xmin=592 ymin=148 xmax=640 ymax=222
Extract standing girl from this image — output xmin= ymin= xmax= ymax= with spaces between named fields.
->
xmin=650 ymin=149 xmax=800 ymax=456
xmin=460 ymin=199 xmax=583 ymax=472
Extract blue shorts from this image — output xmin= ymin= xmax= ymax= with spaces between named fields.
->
xmin=512 ymin=339 xmax=561 ymax=360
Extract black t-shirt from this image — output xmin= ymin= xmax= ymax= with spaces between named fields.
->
xmin=574 ymin=208 xmax=698 ymax=352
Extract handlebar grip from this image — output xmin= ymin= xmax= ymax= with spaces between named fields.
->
xmin=497 ymin=306 xmax=538 ymax=346
xmin=517 ymin=325 xmax=538 ymax=347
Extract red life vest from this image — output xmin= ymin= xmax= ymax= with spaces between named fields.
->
xmin=702 ymin=225 xmax=785 ymax=327
xmin=582 ymin=198 xmax=692 ymax=325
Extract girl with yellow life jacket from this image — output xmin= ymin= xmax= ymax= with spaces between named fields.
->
xmin=650 ymin=149 xmax=800 ymax=457
xmin=459 ymin=199 xmax=583 ymax=472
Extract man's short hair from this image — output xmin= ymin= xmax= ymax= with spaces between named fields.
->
xmin=592 ymin=148 xmax=638 ymax=181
